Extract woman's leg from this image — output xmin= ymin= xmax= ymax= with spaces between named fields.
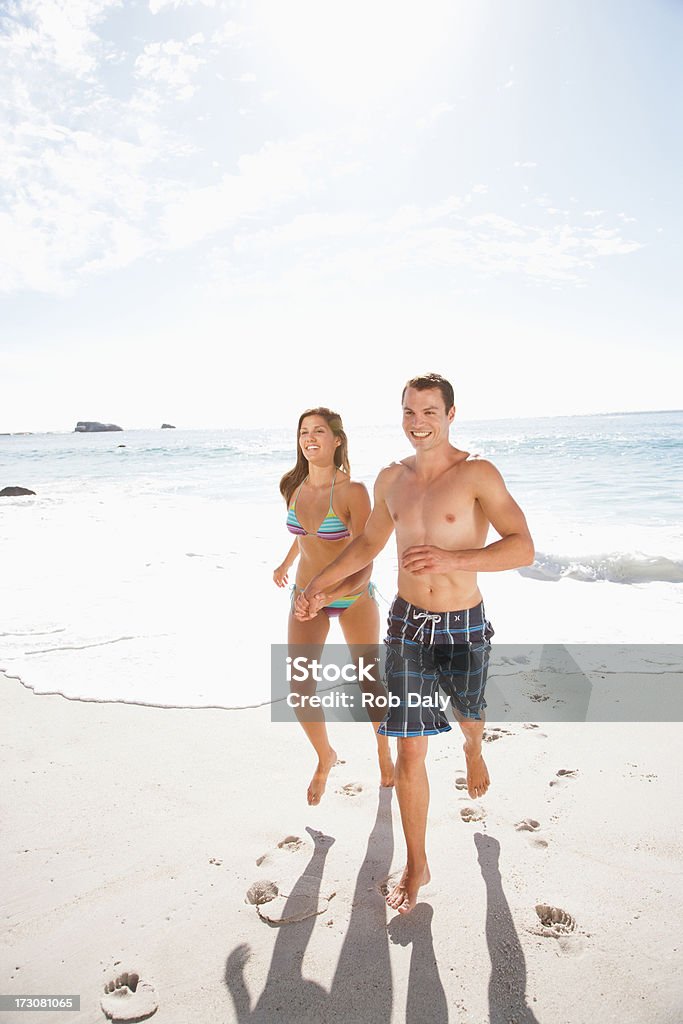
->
xmin=288 ymin=601 xmax=337 ymax=806
xmin=339 ymin=590 xmax=395 ymax=787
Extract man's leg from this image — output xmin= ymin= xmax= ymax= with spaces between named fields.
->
xmin=454 ymin=710 xmax=489 ymax=799
xmin=446 ymin=611 xmax=493 ymax=800
xmin=386 ymin=735 xmax=431 ymax=915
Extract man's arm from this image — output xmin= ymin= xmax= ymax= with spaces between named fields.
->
xmin=315 ymin=482 xmax=374 ymax=599
xmin=402 ymin=460 xmax=534 ymax=575
xmin=298 ymin=468 xmax=396 ymax=613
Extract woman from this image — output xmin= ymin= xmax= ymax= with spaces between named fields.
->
xmin=274 ymin=407 xmax=394 ymax=805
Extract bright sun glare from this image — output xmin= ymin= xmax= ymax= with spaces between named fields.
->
xmin=250 ymin=0 xmax=468 ymax=107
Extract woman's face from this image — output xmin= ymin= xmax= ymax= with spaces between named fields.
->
xmin=298 ymin=415 xmax=340 ymax=465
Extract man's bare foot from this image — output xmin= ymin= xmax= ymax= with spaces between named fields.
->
xmin=307 ymin=748 xmax=338 ymax=805
xmin=378 ymin=750 xmax=395 ymax=787
xmin=464 ymin=742 xmax=490 ymax=799
xmin=386 ymin=862 xmax=430 ymax=915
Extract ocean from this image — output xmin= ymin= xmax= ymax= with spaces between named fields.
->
xmin=1 ymin=410 xmax=682 ymax=708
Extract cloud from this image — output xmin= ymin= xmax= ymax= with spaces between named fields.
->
xmin=0 ymin=0 xmax=121 ymax=76
xmin=160 ymin=137 xmax=325 ymax=249
xmin=0 ymin=119 xmax=162 ymax=293
xmin=201 ymin=194 xmax=644 ymax=296
xmin=0 ymin=1 xmax=645 ymax=299
xmin=134 ymin=34 xmax=206 ymax=99
xmin=514 ymin=160 xmax=537 ymax=168
xmin=211 ymin=20 xmax=243 ymax=45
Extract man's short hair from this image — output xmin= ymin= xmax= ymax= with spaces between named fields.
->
xmin=402 ymin=373 xmax=455 ymax=412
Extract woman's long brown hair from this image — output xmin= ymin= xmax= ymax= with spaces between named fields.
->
xmin=279 ymin=407 xmax=350 ymax=506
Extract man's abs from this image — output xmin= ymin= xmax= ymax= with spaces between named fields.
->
xmin=396 ymin=567 xmax=483 ymax=614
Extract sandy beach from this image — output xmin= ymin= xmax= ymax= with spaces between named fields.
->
xmin=2 ymin=662 xmax=682 ymax=1024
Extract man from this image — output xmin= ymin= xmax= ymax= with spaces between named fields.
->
xmin=296 ymin=373 xmax=534 ymax=915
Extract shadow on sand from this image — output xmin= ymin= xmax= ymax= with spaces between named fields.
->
xmin=225 ymin=798 xmax=540 ymax=1023
xmin=475 ymin=832 xmax=541 ymax=1024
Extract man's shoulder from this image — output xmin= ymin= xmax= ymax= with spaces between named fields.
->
xmin=377 ymin=458 xmax=412 ymax=479
xmin=374 ymin=459 xmax=411 ymax=491
xmin=460 ymin=454 xmax=506 ymax=491
xmin=462 ymin=452 xmax=496 ymax=470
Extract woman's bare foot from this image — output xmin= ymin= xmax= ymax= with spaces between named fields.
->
xmin=464 ymin=742 xmax=490 ymax=799
xmin=385 ymin=862 xmax=430 ymax=915
xmin=307 ymin=748 xmax=338 ymax=805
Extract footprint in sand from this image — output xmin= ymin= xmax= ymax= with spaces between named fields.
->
xmin=277 ymin=835 xmax=304 ymax=851
xmin=245 ymin=880 xmax=279 ymax=906
xmin=256 ymin=828 xmax=334 ymax=866
xmin=454 ymin=776 xmax=468 ymax=791
xmin=549 ymin=769 xmax=578 ymax=788
xmin=209 ymin=857 xmax=222 ymax=866
xmin=515 ymin=817 xmax=541 ymax=832
xmin=483 ymin=727 xmax=513 ymax=742
xmin=256 ymin=878 xmax=335 ymax=926
xmin=535 ymin=904 xmax=576 ymax=937
xmin=515 ymin=818 xmax=548 ymax=848
xmin=256 ymin=835 xmax=303 ymax=865
xmin=460 ymin=805 xmax=487 ymax=823
xmin=254 ymin=831 xmax=336 ymax=926
xmin=522 ymin=723 xmax=548 ymax=737
xmin=337 ymin=782 xmax=363 ymax=797
xmin=101 ymin=972 xmax=158 ymax=1022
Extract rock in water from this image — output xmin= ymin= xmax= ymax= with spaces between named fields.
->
xmin=74 ymin=421 xmax=123 ymax=432
xmin=0 ymin=486 xmax=36 ymax=496
xmin=161 ymin=423 xmax=176 ymax=429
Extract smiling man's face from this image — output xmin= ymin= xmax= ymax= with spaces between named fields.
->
xmin=402 ymin=386 xmax=455 ymax=451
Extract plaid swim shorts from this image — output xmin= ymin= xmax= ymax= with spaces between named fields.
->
xmin=377 ymin=594 xmax=494 ymax=737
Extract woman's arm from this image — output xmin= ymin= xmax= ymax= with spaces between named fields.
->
xmin=317 ymin=565 xmax=372 ymax=603
xmin=273 ymin=538 xmax=300 ymax=588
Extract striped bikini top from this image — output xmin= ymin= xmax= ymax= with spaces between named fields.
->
xmin=286 ymin=470 xmax=351 ymax=541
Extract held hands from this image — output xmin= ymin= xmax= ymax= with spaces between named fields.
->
xmin=401 ymin=545 xmax=459 ymax=575
xmin=294 ymin=588 xmax=329 ymax=621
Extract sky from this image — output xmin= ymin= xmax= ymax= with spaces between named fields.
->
xmin=1 ymin=0 xmax=682 ymax=432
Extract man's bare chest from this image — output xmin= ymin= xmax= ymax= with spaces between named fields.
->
xmin=386 ymin=472 xmax=477 ymax=532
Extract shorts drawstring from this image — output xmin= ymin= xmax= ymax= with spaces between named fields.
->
xmin=413 ymin=611 xmax=441 ymax=645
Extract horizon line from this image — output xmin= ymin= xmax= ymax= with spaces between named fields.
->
xmin=2 ymin=407 xmax=682 ymax=436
